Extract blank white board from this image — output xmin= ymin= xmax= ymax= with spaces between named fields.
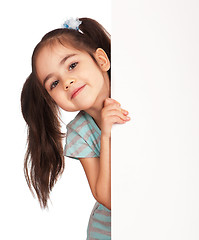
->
xmin=112 ymin=1 xmax=199 ymax=239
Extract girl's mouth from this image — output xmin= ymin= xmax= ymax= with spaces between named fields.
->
xmin=71 ymin=84 xmax=86 ymax=99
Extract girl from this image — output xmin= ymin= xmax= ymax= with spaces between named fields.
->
xmin=21 ymin=17 xmax=130 ymax=239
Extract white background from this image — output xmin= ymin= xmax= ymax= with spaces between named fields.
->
xmin=112 ymin=0 xmax=199 ymax=239
xmin=0 ymin=1 xmax=110 ymax=239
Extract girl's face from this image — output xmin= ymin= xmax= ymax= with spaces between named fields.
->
xmin=35 ymin=43 xmax=110 ymax=112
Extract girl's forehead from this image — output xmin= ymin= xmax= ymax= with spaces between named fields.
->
xmin=42 ymin=42 xmax=82 ymax=56
xmin=35 ymin=41 xmax=93 ymax=82
xmin=35 ymin=43 xmax=84 ymax=70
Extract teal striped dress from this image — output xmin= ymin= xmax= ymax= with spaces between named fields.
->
xmin=64 ymin=110 xmax=111 ymax=240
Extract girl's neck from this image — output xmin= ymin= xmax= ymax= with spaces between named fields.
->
xmin=84 ymin=94 xmax=106 ymax=130
xmin=85 ymin=110 xmax=102 ymax=130
xmin=84 ymin=72 xmax=110 ymax=130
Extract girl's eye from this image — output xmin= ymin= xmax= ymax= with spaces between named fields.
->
xmin=50 ymin=80 xmax=59 ymax=90
xmin=69 ymin=62 xmax=78 ymax=71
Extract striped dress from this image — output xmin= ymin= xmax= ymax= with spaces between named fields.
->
xmin=64 ymin=110 xmax=111 ymax=240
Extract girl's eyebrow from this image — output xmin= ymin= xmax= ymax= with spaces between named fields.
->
xmin=43 ymin=53 xmax=77 ymax=86
xmin=59 ymin=53 xmax=77 ymax=65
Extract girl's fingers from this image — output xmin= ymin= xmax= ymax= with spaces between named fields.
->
xmin=110 ymin=115 xmax=130 ymax=124
xmin=103 ymin=102 xmax=128 ymax=113
xmin=104 ymin=100 xmax=128 ymax=113
xmin=104 ymin=98 xmax=121 ymax=107
xmin=103 ymin=104 xmax=130 ymax=117
xmin=121 ymin=109 xmax=129 ymax=115
xmin=102 ymin=99 xmax=131 ymax=122
xmin=103 ymin=109 xmax=130 ymax=122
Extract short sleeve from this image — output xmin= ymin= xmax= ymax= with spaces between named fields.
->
xmin=64 ymin=127 xmax=98 ymax=160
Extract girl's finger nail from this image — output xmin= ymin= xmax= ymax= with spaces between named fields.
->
xmin=115 ymin=100 xmax=121 ymax=105
xmin=122 ymin=109 xmax=129 ymax=115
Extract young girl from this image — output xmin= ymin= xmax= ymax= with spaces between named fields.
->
xmin=21 ymin=17 xmax=130 ymax=239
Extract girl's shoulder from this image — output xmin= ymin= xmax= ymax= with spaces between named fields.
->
xmin=66 ymin=110 xmax=100 ymax=135
xmin=64 ymin=111 xmax=101 ymax=159
xmin=66 ymin=110 xmax=87 ymax=131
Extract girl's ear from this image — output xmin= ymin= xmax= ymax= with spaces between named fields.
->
xmin=94 ymin=48 xmax=110 ymax=72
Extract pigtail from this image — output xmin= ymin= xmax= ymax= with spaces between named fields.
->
xmin=21 ymin=73 xmax=64 ymax=208
xmin=79 ymin=18 xmax=111 ymax=78
xmin=79 ymin=18 xmax=110 ymax=57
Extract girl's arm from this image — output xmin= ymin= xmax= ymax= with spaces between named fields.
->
xmin=79 ymin=98 xmax=130 ymax=210
xmin=95 ymin=132 xmax=111 ymax=209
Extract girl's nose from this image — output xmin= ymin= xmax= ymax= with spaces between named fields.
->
xmin=64 ymin=79 xmax=76 ymax=90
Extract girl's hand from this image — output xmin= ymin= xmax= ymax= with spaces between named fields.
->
xmin=101 ymin=98 xmax=130 ymax=138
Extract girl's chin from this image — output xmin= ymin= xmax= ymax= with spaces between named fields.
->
xmin=76 ymin=97 xmax=96 ymax=110
xmin=60 ymin=102 xmax=95 ymax=113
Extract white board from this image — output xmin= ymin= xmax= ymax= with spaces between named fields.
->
xmin=112 ymin=0 xmax=199 ymax=239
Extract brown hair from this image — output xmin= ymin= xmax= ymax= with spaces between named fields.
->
xmin=21 ymin=18 xmax=111 ymax=208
